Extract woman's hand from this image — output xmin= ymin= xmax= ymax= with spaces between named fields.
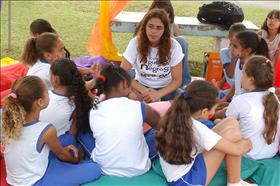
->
xmin=142 ymin=89 xmax=161 ymax=103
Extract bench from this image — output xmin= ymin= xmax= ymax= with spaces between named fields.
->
xmin=111 ymin=11 xmax=259 ymax=51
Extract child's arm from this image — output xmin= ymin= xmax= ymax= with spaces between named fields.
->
xmin=173 ymin=23 xmax=181 ymax=37
xmin=218 ymin=77 xmax=226 ymax=89
xmin=40 ymin=126 xmax=79 ymax=164
xmin=214 ymin=138 xmax=252 ymax=156
xmin=222 ymin=84 xmax=235 ymax=102
xmin=78 ymin=63 xmax=101 ymax=76
xmin=144 ymin=104 xmax=160 ymax=130
xmin=225 ymin=56 xmax=238 ymax=78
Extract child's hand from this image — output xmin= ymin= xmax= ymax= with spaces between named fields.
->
xmin=90 ymin=63 xmax=101 ymax=78
xmin=216 ymin=101 xmax=229 ymax=110
xmin=257 ymin=30 xmax=263 ymax=38
xmin=65 ymin=144 xmax=79 ymax=158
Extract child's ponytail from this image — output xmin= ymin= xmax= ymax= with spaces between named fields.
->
xmin=245 ymin=56 xmax=279 ymax=144
xmin=2 ymin=95 xmax=26 ymax=144
xmin=94 ymin=64 xmax=131 ymax=96
xmin=256 ymin=38 xmax=269 ymax=59
xmin=263 ymin=89 xmax=279 ymax=144
xmin=21 ymin=37 xmax=38 ymax=65
xmin=236 ymin=31 xmax=269 ymax=58
xmin=21 ymin=33 xmax=59 ymax=66
xmin=156 ymin=93 xmax=195 ymax=164
xmin=50 ymin=59 xmax=92 ymax=133
xmin=69 ymin=65 xmax=92 ymax=133
xmin=94 ymin=75 xmax=107 ymax=96
xmin=156 ymin=80 xmax=218 ymax=164
xmin=2 ymin=76 xmax=46 ymax=143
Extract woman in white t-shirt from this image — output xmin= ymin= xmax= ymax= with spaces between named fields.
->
xmin=226 ymin=55 xmax=280 ymax=160
xmin=157 ymin=80 xmax=256 ymax=186
xmin=21 ymin=31 xmax=97 ymax=91
xmin=121 ymin=9 xmax=184 ymax=103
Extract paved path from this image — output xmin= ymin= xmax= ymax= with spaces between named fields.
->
xmin=235 ymin=1 xmax=279 ymax=10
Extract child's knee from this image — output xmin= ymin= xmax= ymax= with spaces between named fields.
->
xmin=219 ymin=118 xmax=242 ymax=141
xmin=86 ymin=161 xmax=102 ymax=179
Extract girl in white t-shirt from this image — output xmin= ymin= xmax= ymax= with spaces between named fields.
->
xmin=226 ymin=55 xmax=280 ymax=160
xmin=40 ymin=59 xmax=93 ymax=141
xmin=80 ymin=64 xmax=160 ymax=177
xmin=21 ymin=32 xmax=66 ymax=90
xmin=29 ymin=18 xmax=97 ymax=76
xmin=2 ymin=76 xmax=101 ymax=186
xmin=157 ymin=80 xmax=256 ymax=186
xmin=222 ymin=31 xmax=270 ymax=101
xmin=121 ymin=9 xmax=184 ymax=103
xmin=258 ymin=10 xmax=280 ymax=65
xmin=21 ymin=31 xmax=97 ymax=91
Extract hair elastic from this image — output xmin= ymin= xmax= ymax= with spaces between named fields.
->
xmin=32 ymin=37 xmax=37 ymax=43
xmin=9 ymin=89 xmax=18 ymax=99
xmin=268 ymin=87 xmax=280 ymax=105
xmin=182 ymin=91 xmax=189 ymax=99
xmin=98 ymin=75 xmax=106 ymax=82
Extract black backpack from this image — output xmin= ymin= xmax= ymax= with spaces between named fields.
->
xmin=197 ymin=1 xmax=244 ymax=30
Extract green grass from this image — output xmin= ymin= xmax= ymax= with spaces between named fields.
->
xmin=0 ymin=1 xmax=271 ymax=75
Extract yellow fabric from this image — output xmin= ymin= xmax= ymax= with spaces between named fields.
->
xmin=87 ymin=1 xmax=131 ymax=62
xmin=0 ymin=57 xmax=18 ymax=67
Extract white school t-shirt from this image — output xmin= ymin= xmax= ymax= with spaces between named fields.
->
xmin=27 ymin=59 xmax=52 ymax=90
xmin=123 ymin=37 xmax=184 ymax=88
xmin=40 ymin=90 xmax=75 ymax=136
xmin=234 ymin=59 xmax=245 ymax=96
xmin=159 ymin=119 xmax=222 ymax=182
xmin=5 ymin=121 xmax=52 ymax=186
xmin=226 ymin=91 xmax=280 ymax=160
xmin=90 ymin=97 xmax=150 ymax=177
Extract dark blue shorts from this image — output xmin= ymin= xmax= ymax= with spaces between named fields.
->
xmin=168 ymin=154 xmax=207 ymax=186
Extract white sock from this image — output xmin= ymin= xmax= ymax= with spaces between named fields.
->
xmin=227 ymin=180 xmax=258 ymax=186
xmin=227 ymin=181 xmax=242 ymax=186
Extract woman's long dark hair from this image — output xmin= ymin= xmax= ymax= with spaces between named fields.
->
xmin=137 ymin=9 xmax=171 ymax=66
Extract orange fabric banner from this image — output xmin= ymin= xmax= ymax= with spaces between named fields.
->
xmin=87 ymin=1 xmax=131 ymax=62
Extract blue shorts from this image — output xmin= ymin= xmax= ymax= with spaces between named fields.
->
xmin=168 ymin=154 xmax=206 ymax=186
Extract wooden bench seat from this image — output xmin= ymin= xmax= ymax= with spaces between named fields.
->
xmin=111 ymin=11 xmax=259 ymax=50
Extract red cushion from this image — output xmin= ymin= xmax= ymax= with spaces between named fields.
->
xmin=0 ymin=62 xmax=28 ymax=92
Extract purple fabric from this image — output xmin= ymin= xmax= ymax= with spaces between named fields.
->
xmin=72 ymin=56 xmax=120 ymax=68
xmin=0 ymin=0 xmax=2 ymax=10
